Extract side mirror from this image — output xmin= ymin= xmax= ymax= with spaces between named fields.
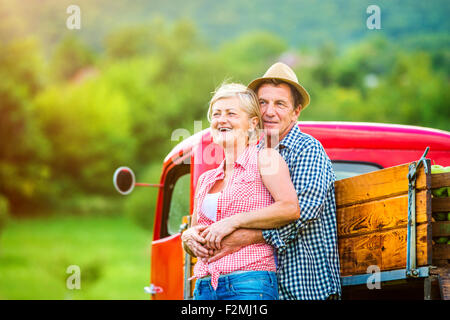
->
xmin=113 ymin=166 xmax=135 ymax=195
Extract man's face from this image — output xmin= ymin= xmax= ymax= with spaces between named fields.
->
xmin=257 ymin=83 xmax=300 ymax=141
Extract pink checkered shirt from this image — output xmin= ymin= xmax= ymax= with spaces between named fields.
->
xmin=191 ymin=144 xmax=276 ymax=290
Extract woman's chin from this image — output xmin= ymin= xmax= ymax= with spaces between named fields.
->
xmin=212 ymin=131 xmax=249 ymax=149
xmin=215 ymin=140 xmax=251 ymax=152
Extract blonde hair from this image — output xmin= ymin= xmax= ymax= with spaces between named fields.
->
xmin=207 ymin=82 xmax=263 ymax=143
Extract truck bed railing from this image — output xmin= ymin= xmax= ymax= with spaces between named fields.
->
xmin=337 ymin=149 xmax=450 ymax=299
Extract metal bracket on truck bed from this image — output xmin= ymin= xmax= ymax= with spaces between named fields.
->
xmin=406 ymin=147 xmax=430 ymax=278
xmin=341 ymin=266 xmax=430 ymax=286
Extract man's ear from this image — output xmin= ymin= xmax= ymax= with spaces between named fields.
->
xmin=293 ymin=104 xmax=301 ymax=119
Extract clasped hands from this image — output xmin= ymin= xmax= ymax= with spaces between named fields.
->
xmin=181 ymin=216 xmax=239 ymax=263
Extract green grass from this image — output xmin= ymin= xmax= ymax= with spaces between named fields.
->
xmin=0 ymin=214 xmax=152 ymax=300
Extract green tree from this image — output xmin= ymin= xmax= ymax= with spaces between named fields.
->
xmin=0 ymin=37 xmax=51 ymax=213
xmin=50 ymin=35 xmax=96 ymax=81
xmin=33 ymin=77 xmax=136 ymax=212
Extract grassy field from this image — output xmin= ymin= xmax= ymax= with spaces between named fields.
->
xmin=0 ymin=215 xmax=152 ymax=300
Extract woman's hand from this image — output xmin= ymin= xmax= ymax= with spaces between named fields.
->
xmin=200 ymin=217 xmax=239 ymax=250
xmin=182 ymin=225 xmax=211 ymax=259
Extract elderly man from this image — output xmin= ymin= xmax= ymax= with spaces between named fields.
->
xmin=188 ymin=62 xmax=341 ymax=300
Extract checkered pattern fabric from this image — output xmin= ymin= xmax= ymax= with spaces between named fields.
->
xmin=192 ymin=144 xmax=277 ymax=290
xmin=260 ymin=124 xmax=342 ymax=300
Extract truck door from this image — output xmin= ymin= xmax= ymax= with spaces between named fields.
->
xmin=150 ymin=163 xmax=190 ymax=300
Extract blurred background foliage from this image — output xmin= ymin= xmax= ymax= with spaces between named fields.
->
xmin=0 ymin=0 xmax=449 ymax=299
xmin=0 ymin=0 xmax=450 ymax=299
xmin=0 ymin=0 xmax=449 ymax=225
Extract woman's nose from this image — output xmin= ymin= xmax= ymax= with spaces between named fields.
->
xmin=217 ymin=114 xmax=229 ymax=123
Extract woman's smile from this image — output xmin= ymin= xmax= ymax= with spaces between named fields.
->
xmin=210 ymin=97 xmax=253 ymax=148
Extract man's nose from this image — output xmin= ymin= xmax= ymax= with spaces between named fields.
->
xmin=263 ymin=102 xmax=276 ymax=116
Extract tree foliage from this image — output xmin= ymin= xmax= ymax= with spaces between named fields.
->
xmin=0 ymin=15 xmax=448 ymax=230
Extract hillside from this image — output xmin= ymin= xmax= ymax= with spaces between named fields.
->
xmin=1 ymin=0 xmax=449 ymax=50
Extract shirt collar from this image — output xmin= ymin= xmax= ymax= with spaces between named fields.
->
xmin=257 ymin=123 xmax=301 ymax=151
xmin=235 ymin=144 xmax=256 ymax=169
xmin=278 ymin=123 xmax=301 ymax=150
xmin=211 ymin=144 xmax=256 ymax=179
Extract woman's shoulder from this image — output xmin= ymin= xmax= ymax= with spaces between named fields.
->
xmin=194 ymin=169 xmax=217 ymax=198
xmin=257 ymin=147 xmax=286 ymax=176
xmin=197 ymin=169 xmax=216 ymax=185
xmin=257 ymin=147 xmax=284 ymax=164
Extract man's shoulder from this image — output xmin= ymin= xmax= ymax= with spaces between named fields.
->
xmin=286 ymin=126 xmax=327 ymax=156
xmin=285 ymin=126 xmax=334 ymax=178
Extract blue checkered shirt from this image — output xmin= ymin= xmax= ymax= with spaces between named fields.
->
xmin=260 ymin=124 xmax=341 ymax=300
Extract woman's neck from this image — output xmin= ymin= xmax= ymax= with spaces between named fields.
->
xmin=223 ymin=141 xmax=248 ymax=174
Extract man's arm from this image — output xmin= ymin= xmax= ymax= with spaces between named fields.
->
xmin=207 ymin=228 xmax=265 ymax=263
xmin=200 ymin=149 xmax=299 ymax=250
xmin=262 ymin=142 xmax=335 ymax=253
xmin=209 ymin=142 xmax=334 ymax=260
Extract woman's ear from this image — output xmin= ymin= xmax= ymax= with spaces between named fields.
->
xmin=249 ymin=116 xmax=259 ymax=130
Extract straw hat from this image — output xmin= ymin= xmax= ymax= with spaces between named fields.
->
xmin=248 ymin=62 xmax=310 ymax=110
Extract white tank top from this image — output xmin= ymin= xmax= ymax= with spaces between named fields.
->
xmin=201 ymin=192 xmax=220 ymax=222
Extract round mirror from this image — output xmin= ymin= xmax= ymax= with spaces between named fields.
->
xmin=113 ymin=166 xmax=135 ymax=195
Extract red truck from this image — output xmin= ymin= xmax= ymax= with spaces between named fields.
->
xmin=114 ymin=121 xmax=450 ymax=300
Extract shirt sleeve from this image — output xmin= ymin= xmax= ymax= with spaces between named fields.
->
xmin=262 ymin=142 xmax=335 ymax=253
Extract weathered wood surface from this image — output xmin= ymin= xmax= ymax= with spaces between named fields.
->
xmin=432 ymin=197 xmax=450 ymax=212
xmin=431 ymin=172 xmax=450 ymax=189
xmin=433 ymin=260 xmax=450 ymax=268
xmin=335 ymin=162 xmax=429 ymax=208
xmin=339 ymin=223 xmax=430 ymax=276
xmin=433 ymin=244 xmax=450 ymax=261
xmin=439 ymin=274 xmax=450 ymax=300
xmin=335 ymin=161 xmax=432 ymax=276
xmin=430 ymin=268 xmax=450 ymax=300
xmin=432 ymin=221 xmax=450 ymax=237
xmin=337 ymin=191 xmax=430 ymax=238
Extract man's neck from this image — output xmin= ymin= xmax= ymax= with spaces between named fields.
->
xmin=266 ymin=122 xmax=296 ymax=148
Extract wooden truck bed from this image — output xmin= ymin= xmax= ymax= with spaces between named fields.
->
xmin=337 ymin=157 xmax=450 ymax=299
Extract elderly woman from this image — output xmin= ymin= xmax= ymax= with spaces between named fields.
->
xmin=182 ymin=83 xmax=299 ymax=300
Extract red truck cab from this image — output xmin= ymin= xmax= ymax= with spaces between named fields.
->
xmin=146 ymin=121 xmax=450 ymax=300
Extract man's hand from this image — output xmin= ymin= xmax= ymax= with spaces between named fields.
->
xmin=200 ymin=216 xmax=239 ymax=250
xmin=181 ymin=225 xmax=211 ymax=259
xmin=207 ymin=228 xmax=265 ymax=263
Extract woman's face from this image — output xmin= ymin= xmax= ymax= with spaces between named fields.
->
xmin=210 ymin=96 xmax=258 ymax=149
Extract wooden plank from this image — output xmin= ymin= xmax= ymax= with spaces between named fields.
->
xmin=433 ymin=244 xmax=450 ymax=260
xmin=337 ymin=191 xmax=430 ymax=238
xmin=431 ymin=172 xmax=450 ymax=189
xmin=190 ymin=257 xmax=197 ymax=298
xmin=433 ymin=221 xmax=450 ymax=237
xmin=432 ymin=197 xmax=450 ymax=212
xmin=439 ymin=273 xmax=450 ymax=300
xmin=432 ymin=260 xmax=450 ymax=267
xmin=338 ymin=223 xmax=430 ymax=276
xmin=335 ymin=161 xmax=429 ymax=208
xmin=429 ymin=267 xmax=450 ymax=300
xmin=430 ymin=267 xmax=450 ymax=276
